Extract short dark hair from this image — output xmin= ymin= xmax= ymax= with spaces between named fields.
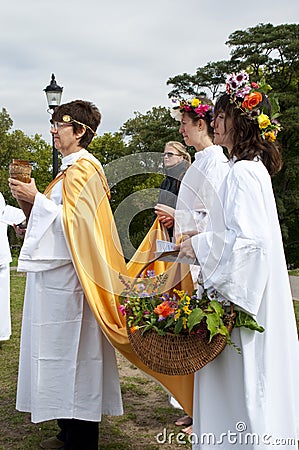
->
xmin=52 ymin=100 xmax=101 ymax=148
xmin=214 ymin=93 xmax=282 ymax=176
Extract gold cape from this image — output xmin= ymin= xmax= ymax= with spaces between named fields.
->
xmin=46 ymin=157 xmax=194 ymax=416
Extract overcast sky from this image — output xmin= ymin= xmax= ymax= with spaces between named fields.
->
xmin=1 ymin=0 xmax=298 ymax=145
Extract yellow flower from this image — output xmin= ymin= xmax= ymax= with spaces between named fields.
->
xmin=264 ymin=131 xmax=277 ymax=142
xmin=182 ymin=317 xmax=188 ymax=329
xmin=257 ymin=113 xmax=271 ymax=129
xmin=183 ymin=305 xmax=192 ymax=315
xmin=174 ymin=310 xmax=181 ymax=321
xmin=191 ymin=98 xmax=200 ymax=108
xmin=173 ymin=289 xmax=185 ymax=299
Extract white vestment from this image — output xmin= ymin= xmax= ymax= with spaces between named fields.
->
xmin=191 ymin=159 xmax=299 ymax=449
xmin=16 ymin=149 xmax=123 ymax=423
xmin=175 ymin=145 xmax=229 ymax=239
xmin=170 ymin=146 xmax=229 ymax=411
xmin=175 ymin=145 xmax=229 ymax=284
xmin=0 ymin=193 xmax=12 ymax=341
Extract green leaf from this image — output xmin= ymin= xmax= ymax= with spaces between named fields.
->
xmin=206 ymin=314 xmax=221 ymax=341
xmin=187 ymin=309 xmax=205 ymax=332
xmin=235 ymin=310 xmax=265 ymax=333
xmin=209 ymin=300 xmax=224 ymax=316
xmin=174 ymin=318 xmax=183 ymax=334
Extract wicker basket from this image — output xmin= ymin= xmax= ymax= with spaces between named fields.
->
xmin=126 ymin=252 xmax=235 ymax=376
xmin=126 ymin=311 xmax=235 ymax=376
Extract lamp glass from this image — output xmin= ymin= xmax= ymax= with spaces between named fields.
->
xmin=46 ymin=91 xmax=62 ymax=109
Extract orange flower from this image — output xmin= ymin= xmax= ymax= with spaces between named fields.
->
xmin=241 ymin=91 xmax=262 ymax=110
xmin=130 ymin=326 xmax=139 ymax=334
xmin=154 ymin=301 xmax=175 ymax=318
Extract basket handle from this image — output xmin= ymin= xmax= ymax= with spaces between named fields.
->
xmin=136 ymin=250 xmax=179 ymax=278
xmin=135 ymin=251 xmax=235 ymax=317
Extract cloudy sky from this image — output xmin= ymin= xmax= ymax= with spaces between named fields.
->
xmin=1 ymin=0 xmax=298 ymax=145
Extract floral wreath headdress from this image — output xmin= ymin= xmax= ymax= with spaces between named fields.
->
xmin=170 ymin=97 xmax=214 ymax=122
xmin=225 ymin=71 xmax=281 ymax=142
xmin=62 ymin=114 xmax=97 ymax=136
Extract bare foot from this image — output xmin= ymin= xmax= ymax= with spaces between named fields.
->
xmin=182 ymin=425 xmax=193 ymax=435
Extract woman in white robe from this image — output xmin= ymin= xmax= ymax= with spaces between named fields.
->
xmin=9 ymin=100 xmax=123 ymax=450
xmin=178 ymin=74 xmax=299 ymax=448
xmin=156 ymin=97 xmax=230 ymax=430
xmin=0 ymin=193 xmax=12 ymax=342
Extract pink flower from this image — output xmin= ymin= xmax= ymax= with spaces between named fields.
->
xmin=194 ymin=104 xmax=210 ymax=117
xmin=118 ymin=304 xmax=126 ymax=316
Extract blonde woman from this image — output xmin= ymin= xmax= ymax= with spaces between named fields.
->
xmin=154 ymin=141 xmax=191 ymax=239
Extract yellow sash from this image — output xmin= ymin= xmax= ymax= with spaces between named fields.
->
xmin=47 ymin=158 xmax=194 ymax=416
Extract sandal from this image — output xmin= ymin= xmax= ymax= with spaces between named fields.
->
xmin=175 ymin=415 xmax=192 ymax=427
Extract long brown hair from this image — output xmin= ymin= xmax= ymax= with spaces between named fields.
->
xmin=214 ymin=93 xmax=282 ymax=176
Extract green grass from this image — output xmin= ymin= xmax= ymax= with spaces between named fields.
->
xmin=0 ymin=272 xmax=190 ymax=450
xmin=1 ymin=271 xmax=298 ymax=449
xmin=289 ymin=268 xmax=299 ymax=276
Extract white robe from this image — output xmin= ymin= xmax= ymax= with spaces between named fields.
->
xmin=0 ymin=193 xmax=12 ymax=341
xmin=16 ymin=150 xmax=123 ymax=423
xmin=191 ymin=159 xmax=299 ymax=449
xmin=170 ymin=146 xmax=229 ymax=411
xmin=174 ymin=145 xmax=229 ymax=239
xmin=175 ymin=145 xmax=229 ymax=285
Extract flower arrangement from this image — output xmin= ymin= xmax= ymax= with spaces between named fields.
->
xmin=171 ymin=97 xmax=214 ymax=122
xmin=119 ymin=271 xmax=264 ymax=352
xmin=225 ymin=70 xmax=281 ymax=142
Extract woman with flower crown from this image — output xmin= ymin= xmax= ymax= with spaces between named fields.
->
xmin=155 ymin=96 xmax=230 ymax=432
xmin=177 ymin=71 xmax=299 ymax=449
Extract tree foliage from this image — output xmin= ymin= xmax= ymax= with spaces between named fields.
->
xmin=0 ymin=108 xmax=52 ymax=251
xmin=1 ymin=23 xmax=298 ymax=266
xmin=166 ymin=22 xmax=299 ymax=267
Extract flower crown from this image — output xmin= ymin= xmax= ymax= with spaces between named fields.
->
xmin=171 ymin=97 xmax=213 ymax=122
xmin=225 ymin=71 xmax=281 ymax=142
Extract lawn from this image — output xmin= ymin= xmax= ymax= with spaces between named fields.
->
xmin=0 ymin=272 xmax=191 ymax=450
xmin=1 ymin=270 xmax=298 ymax=449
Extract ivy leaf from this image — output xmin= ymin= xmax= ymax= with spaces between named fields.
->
xmin=187 ymin=308 xmax=205 ymax=332
xmin=209 ymin=300 xmax=224 ymax=316
xmin=235 ymin=310 xmax=265 ymax=333
xmin=206 ymin=314 xmax=221 ymax=341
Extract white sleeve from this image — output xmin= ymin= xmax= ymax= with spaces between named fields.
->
xmin=191 ymin=165 xmax=271 ymax=316
xmin=18 ymin=192 xmax=71 ymax=272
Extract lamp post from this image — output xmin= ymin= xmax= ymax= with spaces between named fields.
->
xmin=44 ymin=74 xmax=63 ymax=178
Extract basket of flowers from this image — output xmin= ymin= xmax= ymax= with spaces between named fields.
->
xmin=119 ymin=260 xmax=264 ymax=376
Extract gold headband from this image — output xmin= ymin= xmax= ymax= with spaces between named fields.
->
xmin=62 ymin=115 xmax=97 ymax=136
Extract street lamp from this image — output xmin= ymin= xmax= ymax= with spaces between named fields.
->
xmin=44 ymin=73 xmax=63 ymax=178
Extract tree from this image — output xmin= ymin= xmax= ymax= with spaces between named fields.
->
xmin=0 ymin=108 xmax=52 ymax=203
xmin=0 ymin=108 xmax=53 ymax=252
xmin=114 ymin=106 xmax=184 ymax=255
xmin=167 ymin=61 xmax=234 ymax=100
xmin=166 ymin=23 xmax=299 ymax=266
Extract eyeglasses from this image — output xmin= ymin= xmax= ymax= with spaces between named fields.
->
xmin=51 ymin=122 xmax=73 ymax=131
xmin=50 ymin=115 xmax=97 ymax=136
xmin=163 ymin=152 xmax=181 ymax=158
